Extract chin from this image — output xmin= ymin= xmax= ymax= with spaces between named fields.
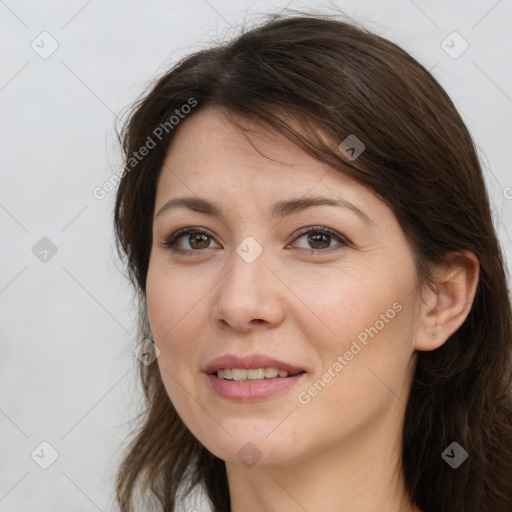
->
xmin=196 ymin=430 xmax=297 ymax=468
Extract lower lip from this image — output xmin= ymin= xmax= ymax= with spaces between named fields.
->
xmin=206 ymin=373 xmax=306 ymax=401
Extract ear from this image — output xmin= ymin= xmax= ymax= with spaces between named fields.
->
xmin=414 ymin=250 xmax=480 ymax=351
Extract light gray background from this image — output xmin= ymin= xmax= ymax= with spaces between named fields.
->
xmin=1 ymin=1 xmax=511 ymax=511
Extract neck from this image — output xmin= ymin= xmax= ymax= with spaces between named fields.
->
xmin=225 ymin=398 xmax=421 ymax=512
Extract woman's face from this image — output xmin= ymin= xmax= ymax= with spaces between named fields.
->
xmin=146 ymin=106 xmax=424 ymax=468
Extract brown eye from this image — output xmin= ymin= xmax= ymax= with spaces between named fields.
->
xmin=307 ymin=232 xmax=332 ymax=249
xmin=162 ymin=227 xmax=220 ymax=255
xmin=188 ymin=233 xmax=211 ymax=249
xmin=162 ymin=225 xmax=349 ymax=256
xmin=291 ymin=227 xmax=349 ymax=253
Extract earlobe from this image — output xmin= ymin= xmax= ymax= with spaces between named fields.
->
xmin=414 ymin=250 xmax=480 ymax=352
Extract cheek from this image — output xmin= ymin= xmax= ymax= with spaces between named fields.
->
xmin=296 ymin=269 xmax=415 ymax=398
xmin=298 ymin=308 xmax=414 ymax=441
xmin=289 ymin=268 xmax=398 ymax=345
xmin=146 ymin=275 xmax=202 ymax=422
xmin=145 ymin=266 xmax=207 ymax=395
xmin=146 ymin=262 xmax=206 ymax=339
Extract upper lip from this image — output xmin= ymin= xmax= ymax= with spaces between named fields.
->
xmin=204 ymin=354 xmax=306 ymax=375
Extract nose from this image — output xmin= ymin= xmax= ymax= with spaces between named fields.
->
xmin=211 ymin=244 xmax=285 ymax=332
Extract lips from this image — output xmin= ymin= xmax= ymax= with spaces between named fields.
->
xmin=204 ymin=354 xmax=306 ymax=376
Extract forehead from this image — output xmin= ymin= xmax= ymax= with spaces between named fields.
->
xmin=156 ymin=107 xmax=363 ymax=200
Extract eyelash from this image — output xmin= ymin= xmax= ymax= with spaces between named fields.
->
xmin=161 ymin=226 xmax=350 ymax=256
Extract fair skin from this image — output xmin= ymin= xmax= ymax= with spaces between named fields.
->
xmin=145 ymin=106 xmax=479 ymax=512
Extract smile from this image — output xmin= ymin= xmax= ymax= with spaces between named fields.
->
xmin=215 ymin=367 xmax=303 ymax=380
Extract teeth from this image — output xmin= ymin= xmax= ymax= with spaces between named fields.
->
xmin=216 ymin=367 xmax=292 ymax=380
xmin=231 ymin=369 xmax=247 ymax=381
xmin=247 ymin=368 xmax=265 ymax=380
xmin=265 ymin=367 xmax=279 ymax=378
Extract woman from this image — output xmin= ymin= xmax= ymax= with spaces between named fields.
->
xmin=113 ymin=10 xmax=512 ymax=512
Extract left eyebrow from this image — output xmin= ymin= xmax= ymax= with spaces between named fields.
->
xmin=156 ymin=195 xmax=376 ymax=228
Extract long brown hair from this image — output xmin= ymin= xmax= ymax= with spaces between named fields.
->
xmin=113 ymin=10 xmax=512 ymax=512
